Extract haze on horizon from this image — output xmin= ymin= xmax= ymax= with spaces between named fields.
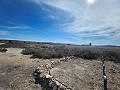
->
xmin=0 ymin=0 xmax=120 ymax=46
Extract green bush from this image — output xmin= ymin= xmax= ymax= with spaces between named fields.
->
xmin=21 ymin=46 xmax=120 ymax=63
xmin=21 ymin=47 xmax=64 ymax=59
xmin=21 ymin=47 xmax=100 ymax=59
xmin=21 ymin=48 xmax=34 ymax=55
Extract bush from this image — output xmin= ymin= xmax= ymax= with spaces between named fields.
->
xmin=0 ymin=48 xmax=7 ymax=52
xmin=104 ymin=51 xmax=120 ymax=63
xmin=74 ymin=50 xmax=100 ymax=59
xmin=21 ymin=48 xmax=34 ymax=55
xmin=21 ymin=46 xmax=120 ymax=63
xmin=21 ymin=47 xmax=64 ymax=59
xmin=21 ymin=47 xmax=100 ymax=59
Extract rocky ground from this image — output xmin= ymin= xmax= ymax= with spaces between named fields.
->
xmin=0 ymin=48 xmax=120 ymax=90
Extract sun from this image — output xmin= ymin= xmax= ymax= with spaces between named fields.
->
xmin=87 ymin=0 xmax=96 ymax=4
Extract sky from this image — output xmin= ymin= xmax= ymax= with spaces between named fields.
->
xmin=0 ymin=0 xmax=120 ymax=45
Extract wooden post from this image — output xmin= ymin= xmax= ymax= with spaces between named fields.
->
xmin=103 ymin=75 xmax=107 ymax=90
xmin=101 ymin=54 xmax=107 ymax=90
xmin=103 ymin=64 xmax=105 ymax=75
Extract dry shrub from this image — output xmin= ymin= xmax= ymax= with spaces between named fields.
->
xmin=0 ymin=48 xmax=7 ymax=53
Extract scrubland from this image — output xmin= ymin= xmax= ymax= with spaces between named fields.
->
xmin=0 ymin=40 xmax=120 ymax=90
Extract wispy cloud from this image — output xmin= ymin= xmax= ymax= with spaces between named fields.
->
xmin=0 ymin=0 xmax=120 ymax=45
xmin=0 ymin=30 xmax=10 ymax=36
xmin=0 ymin=25 xmax=34 ymax=40
xmin=0 ymin=25 xmax=31 ymax=30
xmin=31 ymin=0 xmax=120 ymax=44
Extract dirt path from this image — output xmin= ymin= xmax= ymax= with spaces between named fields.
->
xmin=0 ymin=48 xmax=42 ymax=90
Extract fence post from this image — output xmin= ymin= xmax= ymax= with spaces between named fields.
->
xmin=103 ymin=64 xmax=105 ymax=75
xmin=103 ymin=75 xmax=107 ymax=90
xmin=101 ymin=54 xmax=107 ymax=90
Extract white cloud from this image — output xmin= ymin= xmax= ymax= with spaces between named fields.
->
xmin=31 ymin=0 xmax=120 ymax=44
xmin=48 ymin=14 xmax=58 ymax=20
xmin=0 ymin=25 xmax=31 ymax=30
xmin=0 ymin=30 xmax=10 ymax=36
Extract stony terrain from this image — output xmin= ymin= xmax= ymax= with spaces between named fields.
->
xmin=0 ymin=48 xmax=120 ymax=90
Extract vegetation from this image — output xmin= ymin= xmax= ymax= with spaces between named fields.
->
xmin=21 ymin=46 xmax=99 ymax=59
xmin=103 ymin=51 xmax=120 ymax=63
xmin=0 ymin=40 xmax=28 ymax=48
xmin=1 ymin=40 xmax=120 ymax=63
xmin=21 ymin=46 xmax=120 ymax=63
xmin=74 ymin=50 xmax=100 ymax=59
xmin=0 ymin=48 xmax=7 ymax=52
xmin=21 ymin=47 xmax=64 ymax=59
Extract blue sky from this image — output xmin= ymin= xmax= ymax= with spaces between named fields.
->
xmin=0 ymin=0 xmax=120 ymax=45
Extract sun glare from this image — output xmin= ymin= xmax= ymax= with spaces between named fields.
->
xmin=87 ymin=0 xmax=96 ymax=4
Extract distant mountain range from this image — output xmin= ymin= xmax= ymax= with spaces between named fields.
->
xmin=0 ymin=39 xmax=119 ymax=48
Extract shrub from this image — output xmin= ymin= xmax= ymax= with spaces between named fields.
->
xmin=74 ymin=50 xmax=100 ymax=59
xmin=21 ymin=46 xmax=120 ymax=63
xmin=105 ymin=51 xmax=120 ymax=63
xmin=21 ymin=47 xmax=64 ymax=59
xmin=0 ymin=48 xmax=7 ymax=52
xmin=21 ymin=48 xmax=34 ymax=55
xmin=21 ymin=47 xmax=100 ymax=59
